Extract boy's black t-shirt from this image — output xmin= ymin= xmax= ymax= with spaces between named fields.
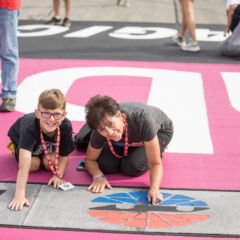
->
xmin=8 ymin=113 xmax=75 ymax=157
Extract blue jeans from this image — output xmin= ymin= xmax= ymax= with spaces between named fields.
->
xmin=0 ymin=8 xmax=19 ymax=99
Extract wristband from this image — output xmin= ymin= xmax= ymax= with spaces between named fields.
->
xmin=93 ymin=175 xmax=106 ymax=180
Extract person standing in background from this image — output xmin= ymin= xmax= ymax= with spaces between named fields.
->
xmin=220 ymin=0 xmax=240 ymax=57
xmin=0 ymin=0 xmax=21 ymax=112
xmin=46 ymin=0 xmax=72 ymax=27
xmin=224 ymin=0 xmax=240 ymax=36
xmin=172 ymin=0 xmax=200 ymax=52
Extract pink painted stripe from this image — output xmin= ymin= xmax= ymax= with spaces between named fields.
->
xmin=0 ymin=228 xmax=236 ymax=240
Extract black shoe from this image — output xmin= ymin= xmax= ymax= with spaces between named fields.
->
xmin=0 ymin=98 xmax=16 ymax=112
xmin=62 ymin=18 xmax=71 ymax=27
xmin=46 ymin=17 xmax=61 ymax=25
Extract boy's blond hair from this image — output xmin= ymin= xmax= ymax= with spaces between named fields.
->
xmin=38 ymin=89 xmax=66 ymax=110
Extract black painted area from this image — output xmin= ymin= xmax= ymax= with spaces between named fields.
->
xmin=18 ymin=20 xmax=240 ymax=64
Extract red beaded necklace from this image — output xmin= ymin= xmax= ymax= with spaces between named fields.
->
xmin=40 ymin=127 xmax=62 ymax=179
xmin=107 ymin=118 xmax=128 ymax=158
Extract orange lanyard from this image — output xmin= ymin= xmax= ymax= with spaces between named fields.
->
xmin=40 ymin=127 xmax=62 ymax=179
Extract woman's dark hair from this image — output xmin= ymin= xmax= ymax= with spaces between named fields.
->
xmin=85 ymin=95 xmax=120 ymax=129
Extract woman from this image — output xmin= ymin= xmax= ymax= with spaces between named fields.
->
xmin=83 ymin=95 xmax=173 ymax=205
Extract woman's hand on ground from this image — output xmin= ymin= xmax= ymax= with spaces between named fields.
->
xmin=147 ymin=188 xmax=163 ymax=205
xmin=88 ymin=176 xmax=112 ymax=193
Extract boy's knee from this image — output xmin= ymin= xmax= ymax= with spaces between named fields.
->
xmin=30 ymin=156 xmax=41 ymax=172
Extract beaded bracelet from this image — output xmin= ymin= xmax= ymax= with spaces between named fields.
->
xmin=93 ymin=175 xmax=107 ymax=180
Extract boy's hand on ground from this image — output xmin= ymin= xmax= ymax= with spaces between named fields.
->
xmin=8 ymin=197 xmax=30 ymax=211
xmin=48 ymin=175 xmax=64 ymax=188
xmin=147 ymin=189 xmax=163 ymax=205
xmin=88 ymin=177 xmax=112 ymax=193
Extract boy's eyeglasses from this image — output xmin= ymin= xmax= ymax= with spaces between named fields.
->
xmin=40 ymin=111 xmax=64 ymax=120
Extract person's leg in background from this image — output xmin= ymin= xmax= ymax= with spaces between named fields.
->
xmin=0 ymin=8 xmax=19 ymax=112
xmin=220 ymin=21 xmax=240 ymax=57
xmin=46 ymin=0 xmax=61 ymax=25
xmin=180 ymin=0 xmax=197 ymax=41
xmin=178 ymin=1 xmax=187 ymax=41
xmin=172 ymin=0 xmax=188 ymax=47
xmin=62 ymin=0 xmax=71 ymax=27
xmin=180 ymin=0 xmax=200 ymax=52
xmin=53 ymin=0 xmax=61 ymax=18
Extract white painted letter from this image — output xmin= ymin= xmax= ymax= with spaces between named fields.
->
xmin=109 ymin=27 xmax=177 ymax=39
xmin=64 ymin=26 xmax=113 ymax=38
xmin=17 ymin=24 xmax=69 ymax=37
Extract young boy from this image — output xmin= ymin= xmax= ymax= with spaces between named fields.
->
xmin=8 ymin=89 xmax=75 ymax=211
xmin=224 ymin=0 xmax=240 ymax=36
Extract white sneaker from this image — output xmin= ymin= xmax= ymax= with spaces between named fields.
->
xmin=172 ymin=35 xmax=185 ymax=47
xmin=181 ymin=42 xmax=201 ymax=52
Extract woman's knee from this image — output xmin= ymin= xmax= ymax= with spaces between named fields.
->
xmin=98 ymin=159 xmax=120 ymax=174
xmin=121 ymin=158 xmax=148 ymax=177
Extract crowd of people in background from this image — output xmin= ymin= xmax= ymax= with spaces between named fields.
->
xmin=44 ymin=0 xmax=240 ymax=55
xmin=43 ymin=0 xmax=240 ymax=55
